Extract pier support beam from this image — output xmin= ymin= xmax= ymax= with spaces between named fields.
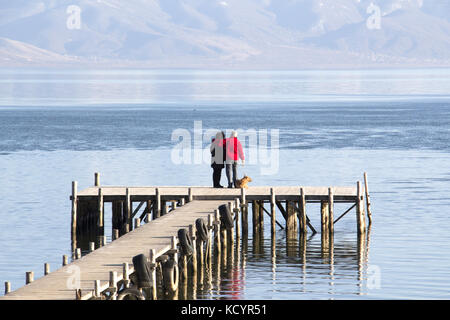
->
xmin=328 ymin=188 xmax=334 ymax=236
xmin=321 ymin=200 xmax=329 ymax=235
xmin=214 ymin=209 xmax=221 ymax=257
xmin=207 ymin=213 xmax=214 ymax=267
xmin=364 ymin=172 xmax=373 ymax=225
xmin=234 ymin=198 xmax=240 ymax=241
xmin=189 ymin=224 xmax=197 ymax=277
xmin=62 ymin=255 xmax=68 ymax=266
xmin=240 ymin=188 xmax=248 ymax=238
xmin=299 ymin=188 xmax=307 ymax=235
xmin=125 ymin=188 xmax=131 ymax=231
xmin=26 ymin=272 xmax=34 ymax=285
xmin=154 ymin=188 xmax=161 ymax=219
xmin=97 ymin=188 xmax=104 ymax=235
xmin=149 ymin=249 xmax=157 ymax=300
xmin=258 ymin=200 xmax=264 ymax=231
xmin=4 ymin=281 xmax=10 ymax=295
xmin=252 ymin=200 xmax=261 ymax=236
xmin=286 ymin=201 xmax=297 ymax=239
xmin=270 ymin=188 xmax=276 ymax=237
xmin=356 ymin=181 xmax=366 ymax=235
xmin=71 ymin=181 xmax=78 ymax=252
xmin=94 ymin=172 xmax=100 ymax=187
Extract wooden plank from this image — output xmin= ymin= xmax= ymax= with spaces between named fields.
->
xmin=75 ymin=186 xmax=358 ymax=203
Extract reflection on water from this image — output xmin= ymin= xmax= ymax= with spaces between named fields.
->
xmin=169 ymin=223 xmax=372 ymax=300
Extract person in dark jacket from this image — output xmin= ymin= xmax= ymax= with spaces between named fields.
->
xmin=210 ymin=131 xmax=226 ymax=188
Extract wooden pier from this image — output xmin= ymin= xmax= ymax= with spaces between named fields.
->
xmin=1 ymin=173 xmax=372 ymax=300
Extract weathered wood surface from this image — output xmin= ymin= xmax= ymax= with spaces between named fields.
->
xmin=74 ymin=186 xmax=357 ymax=202
xmin=1 ymin=200 xmax=228 ymax=300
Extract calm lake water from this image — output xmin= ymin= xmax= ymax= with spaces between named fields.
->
xmin=1 ymin=69 xmax=450 ymax=299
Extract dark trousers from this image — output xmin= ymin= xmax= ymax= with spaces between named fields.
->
xmin=212 ymin=164 xmax=223 ymax=187
xmin=226 ymin=162 xmax=237 ymax=187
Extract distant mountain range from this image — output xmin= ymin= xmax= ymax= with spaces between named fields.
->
xmin=0 ymin=0 xmax=449 ymax=68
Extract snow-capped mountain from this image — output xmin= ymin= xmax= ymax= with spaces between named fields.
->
xmin=0 ymin=0 xmax=449 ymax=68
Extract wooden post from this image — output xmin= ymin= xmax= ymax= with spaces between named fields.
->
xmin=260 ymin=200 xmax=265 ymax=226
xmin=198 ymin=237 xmax=204 ymax=274
xmin=214 ymin=209 xmax=221 ymax=256
xmin=145 ymin=200 xmax=152 ymax=223
xmin=228 ymin=202 xmax=234 ymax=247
xmin=189 ymin=224 xmax=197 ymax=275
xmin=109 ymin=271 xmax=118 ymax=300
xmin=364 ymin=172 xmax=373 ymax=225
xmin=356 ymin=181 xmax=366 ymax=235
xmin=26 ymin=272 xmax=34 ymax=285
xmin=124 ymin=223 xmax=130 ymax=234
xmin=76 ymin=248 xmax=81 ymax=259
xmin=123 ymin=263 xmax=130 ymax=288
xmin=101 ymin=235 xmax=107 ymax=247
xmin=321 ymin=201 xmax=329 ymax=235
xmin=63 ymin=255 xmax=68 ymax=266
xmin=71 ymin=181 xmax=78 ymax=246
xmin=299 ymin=188 xmax=307 ymax=235
xmin=207 ymin=213 xmax=214 ymax=266
xmin=94 ymin=172 xmax=100 ymax=187
xmin=4 ymin=281 xmax=10 ymax=295
xmin=113 ymin=229 xmax=119 ymax=240
xmin=221 ymin=223 xmax=227 ymax=268
xmin=125 ymin=188 xmax=131 ymax=228
xmin=328 ymin=188 xmax=334 ymax=235
xmin=154 ymin=188 xmax=161 ymax=219
xmin=94 ymin=280 xmax=101 ymax=298
xmin=89 ymin=242 xmax=95 ymax=252
xmin=149 ymin=249 xmax=157 ymax=300
xmin=234 ymin=198 xmax=240 ymax=240
xmin=188 ymin=188 xmax=193 ymax=202
xmin=270 ymin=188 xmax=276 ymax=236
xmin=252 ymin=200 xmax=260 ymax=236
xmin=134 ymin=218 xmax=141 ymax=228
xmin=44 ymin=263 xmax=50 ymax=276
xmin=286 ymin=201 xmax=297 ymax=238
xmin=98 ymin=188 xmax=104 ymax=230
xmin=241 ymin=188 xmax=248 ymax=237
xmin=180 ymin=198 xmax=185 ymax=206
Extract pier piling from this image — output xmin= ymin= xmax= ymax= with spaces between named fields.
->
xmin=328 ymin=188 xmax=334 ymax=236
xmin=4 ymin=282 xmax=10 ymax=295
xmin=364 ymin=172 xmax=373 ymax=225
xmin=25 ymin=272 xmax=34 ymax=285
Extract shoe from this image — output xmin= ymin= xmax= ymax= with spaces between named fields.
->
xmin=228 ymin=183 xmax=233 ymax=188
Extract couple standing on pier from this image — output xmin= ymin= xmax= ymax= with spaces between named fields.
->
xmin=210 ymin=130 xmax=245 ymax=188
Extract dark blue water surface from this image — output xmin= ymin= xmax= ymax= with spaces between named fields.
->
xmin=1 ymin=69 xmax=450 ymax=299
xmin=1 ymin=102 xmax=450 ymax=153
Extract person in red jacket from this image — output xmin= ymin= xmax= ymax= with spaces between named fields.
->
xmin=225 ymin=130 xmax=245 ymax=188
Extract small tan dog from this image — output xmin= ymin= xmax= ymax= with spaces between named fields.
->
xmin=236 ymin=175 xmax=252 ymax=189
